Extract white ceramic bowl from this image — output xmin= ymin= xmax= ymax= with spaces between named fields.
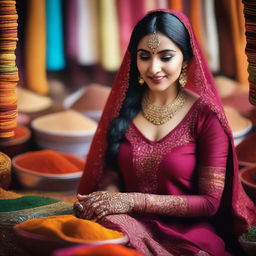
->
xmin=31 ymin=127 xmax=94 ymax=157
xmin=12 ymin=154 xmax=83 ymax=191
xmin=31 ymin=115 xmax=96 ymax=157
xmin=233 ymin=120 xmax=253 ymax=146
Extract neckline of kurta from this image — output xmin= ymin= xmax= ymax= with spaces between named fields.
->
xmin=130 ymin=97 xmax=201 ymax=144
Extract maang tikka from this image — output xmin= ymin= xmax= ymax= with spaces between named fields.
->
xmin=147 ymin=31 xmax=160 ymax=53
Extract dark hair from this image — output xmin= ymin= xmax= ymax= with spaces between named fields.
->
xmin=106 ymin=11 xmax=193 ymax=169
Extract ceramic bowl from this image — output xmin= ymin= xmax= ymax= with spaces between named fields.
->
xmin=12 ymin=153 xmax=83 ymax=191
xmin=31 ymin=127 xmax=94 ymax=157
xmin=239 ymin=235 xmax=256 ymax=256
xmin=236 ymin=132 xmax=256 ymax=168
xmin=233 ymin=120 xmax=253 ymax=146
xmin=14 ymin=225 xmax=129 ymax=256
xmin=239 ymin=166 xmax=256 ymax=202
xmin=63 ymin=87 xmax=103 ymax=122
xmin=224 ymin=105 xmax=253 ymax=146
xmin=31 ymin=113 xmax=96 ymax=157
xmin=63 ymin=84 xmax=110 ymax=122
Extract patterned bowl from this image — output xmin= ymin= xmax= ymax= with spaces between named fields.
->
xmin=239 ymin=235 xmax=256 ymax=256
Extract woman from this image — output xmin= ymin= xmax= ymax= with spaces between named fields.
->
xmin=74 ymin=10 xmax=256 ymax=256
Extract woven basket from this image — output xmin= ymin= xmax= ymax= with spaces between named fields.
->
xmin=0 ymin=223 xmax=28 ymax=256
xmin=0 ymin=200 xmax=73 ymax=256
xmin=0 ymin=152 xmax=11 ymax=189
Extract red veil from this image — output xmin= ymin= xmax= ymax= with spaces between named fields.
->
xmin=78 ymin=9 xmax=256 ymax=239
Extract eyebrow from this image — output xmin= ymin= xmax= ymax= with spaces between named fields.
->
xmin=137 ymin=49 xmax=176 ymax=54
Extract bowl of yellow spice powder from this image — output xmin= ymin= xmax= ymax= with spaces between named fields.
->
xmin=14 ymin=215 xmax=128 ymax=256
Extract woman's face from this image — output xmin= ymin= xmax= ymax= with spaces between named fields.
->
xmin=137 ymin=32 xmax=184 ymax=92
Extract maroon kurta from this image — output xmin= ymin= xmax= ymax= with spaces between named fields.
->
xmin=100 ymin=99 xmax=230 ymax=256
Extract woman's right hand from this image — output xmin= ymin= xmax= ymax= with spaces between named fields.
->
xmin=73 ymin=191 xmax=138 ymax=221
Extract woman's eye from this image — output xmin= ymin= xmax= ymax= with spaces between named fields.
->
xmin=139 ymin=54 xmax=150 ymax=60
xmin=161 ymin=55 xmax=173 ymax=61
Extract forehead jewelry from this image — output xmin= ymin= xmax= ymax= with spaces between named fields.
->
xmin=147 ymin=32 xmax=160 ymax=54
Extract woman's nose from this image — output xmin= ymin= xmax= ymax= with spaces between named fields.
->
xmin=148 ymin=58 xmax=161 ymax=74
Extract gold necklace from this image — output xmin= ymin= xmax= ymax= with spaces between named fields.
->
xmin=141 ymin=90 xmax=186 ymax=125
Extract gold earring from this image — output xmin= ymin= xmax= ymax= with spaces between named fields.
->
xmin=138 ymin=75 xmax=144 ymax=86
xmin=179 ymin=65 xmax=187 ymax=88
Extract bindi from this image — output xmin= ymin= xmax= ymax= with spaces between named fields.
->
xmin=147 ymin=32 xmax=160 ymax=54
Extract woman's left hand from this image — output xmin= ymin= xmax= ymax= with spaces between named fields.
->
xmin=74 ymin=191 xmax=135 ymax=221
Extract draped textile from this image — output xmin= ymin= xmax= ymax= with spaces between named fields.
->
xmin=77 ymin=0 xmax=99 ymax=66
xmin=116 ymin=0 xmax=133 ymax=58
xmin=24 ymin=0 xmax=48 ymax=95
xmin=64 ymin=0 xmax=86 ymax=85
xmin=188 ymin=0 xmax=205 ymax=56
xmin=46 ymin=0 xmax=65 ymax=71
xmin=203 ymin=0 xmax=220 ymax=73
xmin=98 ymin=0 xmax=121 ymax=71
xmin=117 ymin=0 xmax=147 ymax=58
xmin=145 ymin=0 xmax=158 ymax=12
xmin=65 ymin=0 xmax=77 ymax=64
xmin=156 ymin=0 xmax=168 ymax=9
xmin=78 ymin=9 xmax=256 ymax=256
xmin=130 ymin=0 xmax=147 ymax=26
xmin=215 ymin=0 xmax=248 ymax=85
xmin=228 ymin=0 xmax=248 ymax=86
xmin=168 ymin=0 xmax=183 ymax=11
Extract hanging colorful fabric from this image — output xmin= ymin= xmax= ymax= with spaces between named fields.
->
xmin=46 ymin=0 xmax=65 ymax=71
xmin=77 ymin=0 xmax=99 ymax=66
xmin=24 ymin=0 xmax=48 ymax=95
xmin=99 ymin=0 xmax=121 ymax=71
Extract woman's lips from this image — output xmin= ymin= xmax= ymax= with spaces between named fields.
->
xmin=149 ymin=76 xmax=165 ymax=83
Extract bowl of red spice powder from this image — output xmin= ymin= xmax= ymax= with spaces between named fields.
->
xmin=12 ymin=150 xmax=85 ymax=191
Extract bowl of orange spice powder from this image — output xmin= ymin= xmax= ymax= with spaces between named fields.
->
xmin=12 ymin=150 xmax=85 ymax=191
xmin=14 ymin=215 xmax=129 ymax=256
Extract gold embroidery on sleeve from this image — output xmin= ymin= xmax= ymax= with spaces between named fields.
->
xmin=145 ymin=194 xmax=189 ymax=217
xmin=198 ymin=166 xmax=225 ymax=197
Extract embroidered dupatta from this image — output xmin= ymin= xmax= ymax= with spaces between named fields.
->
xmin=78 ymin=9 xmax=256 ymax=240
